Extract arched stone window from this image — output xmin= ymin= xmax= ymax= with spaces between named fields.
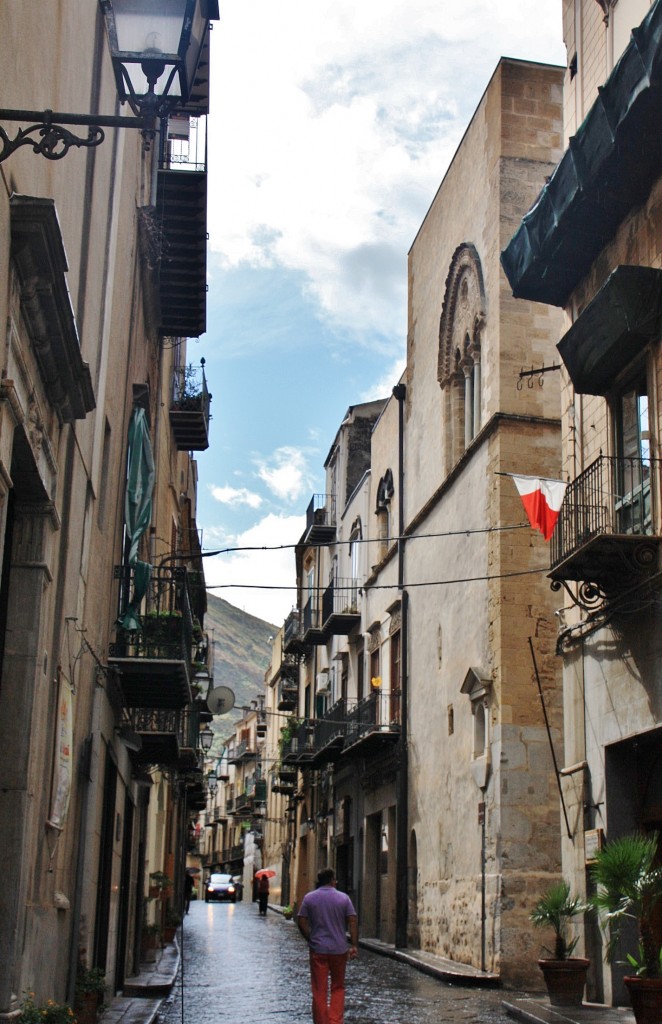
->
xmin=375 ymin=469 xmax=394 ymax=560
xmin=461 ymin=666 xmax=492 ymax=790
xmin=438 ymin=243 xmax=486 ymax=471
xmin=349 ymin=516 xmax=362 ymax=581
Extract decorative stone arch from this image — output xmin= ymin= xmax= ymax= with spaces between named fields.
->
xmin=437 ymin=243 xmax=487 ymax=470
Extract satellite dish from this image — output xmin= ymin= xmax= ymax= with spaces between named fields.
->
xmin=207 ymin=685 xmax=235 ymax=716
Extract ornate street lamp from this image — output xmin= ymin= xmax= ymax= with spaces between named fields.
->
xmin=199 ymin=725 xmax=214 ymax=752
xmin=0 ymin=0 xmax=217 ymax=162
xmin=100 ymin=0 xmax=209 ymax=127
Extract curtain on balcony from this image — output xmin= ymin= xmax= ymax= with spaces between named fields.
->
xmin=120 ymin=406 xmax=155 ymax=630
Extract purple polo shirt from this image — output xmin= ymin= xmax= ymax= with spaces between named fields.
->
xmin=297 ymin=885 xmax=356 ymax=954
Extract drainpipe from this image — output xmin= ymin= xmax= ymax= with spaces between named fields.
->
xmin=393 ymin=383 xmax=408 ymax=949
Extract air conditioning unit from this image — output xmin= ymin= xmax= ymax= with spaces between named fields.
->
xmin=316 ymin=670 xmax=330 ymax=695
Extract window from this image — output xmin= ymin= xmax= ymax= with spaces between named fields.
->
xmin=389 ymin=630 xmax=401 ymax=724
xmin=349 ymin=517 xmax=362 ymax=581
xmin=356 ymin=641 xmax=365 ymax=702
xmin=370 ymin=647 xmax=380 ymax=689
xmin=438 ymin=244 xmax=486 ymax=469
xmin=375 ymin=470 xmax=394 ymax=560
xmin=613 ymin=370 xmax=652 ymax=535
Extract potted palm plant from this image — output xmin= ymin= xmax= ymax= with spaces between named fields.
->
xmin=590 ymin=832 xmax=662 ymax=1024
xmin=530 ymin=880 xmax=589 ymax=1006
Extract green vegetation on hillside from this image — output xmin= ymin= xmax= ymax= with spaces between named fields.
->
xmin=203 ymin=593 xmax=276 ymax=739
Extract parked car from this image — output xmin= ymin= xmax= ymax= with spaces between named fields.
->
xmin=231 ymin=875 xmax=244 ymax=902
xmin=205 ymin=873 xmax=238 ymax=903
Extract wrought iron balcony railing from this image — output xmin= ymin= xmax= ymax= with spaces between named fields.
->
xmin=304 ymin=493 xmax=337 ymax=545
xmin=550 ymin=455 xmax=661 ymax=587
xmin=110 ymin=564 xmax=194 ymax=708
xmin=344 ymin=692 xmax=399 ymax=755
xmin=321 ymin=577 xmax=360 ymax=636
xmin=169 ymin=360 xmax=211 ymax=451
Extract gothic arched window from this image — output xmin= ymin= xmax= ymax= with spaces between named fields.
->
xmin=438 ymin=243 xmax=486 ymax=471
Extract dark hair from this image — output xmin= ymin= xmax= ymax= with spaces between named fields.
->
xmin=317 ymin=867 xmax=335 ymax=887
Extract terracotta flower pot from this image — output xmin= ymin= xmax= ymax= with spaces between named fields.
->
xmin=624 ymin=976 xmax=662 ymax=1024
xmin=538 ymin=958 xmax=590 ymax=1007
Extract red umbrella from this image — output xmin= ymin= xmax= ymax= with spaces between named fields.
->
xmin=255 ymin=869 xmax=276 ymax=879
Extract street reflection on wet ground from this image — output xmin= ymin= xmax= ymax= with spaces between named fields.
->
xmin=160 ymin=900 xmax=518 ymax=1024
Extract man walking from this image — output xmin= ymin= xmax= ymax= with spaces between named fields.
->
xmin=297 ymin=868 xmax=358 ymax=1024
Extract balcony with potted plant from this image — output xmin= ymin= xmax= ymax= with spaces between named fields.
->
xmin=109 ymin=564 xmax=194 ymax=708
xmin=169 ymin=360 xmax=211 ymax=451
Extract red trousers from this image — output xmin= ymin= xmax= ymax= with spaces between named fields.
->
xmin=309 ymin=952 xmax=348 ymax=1024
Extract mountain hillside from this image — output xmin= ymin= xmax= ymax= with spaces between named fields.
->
xmin=204 ymin=592 xmax=276 ymax=735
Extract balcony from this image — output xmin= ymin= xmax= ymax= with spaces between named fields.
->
xmin=228 ymin=738 xmax=257 ymax=765
xmin=321 ymin=578 xmax=360 ymax=637
xmin=170 ymin=361 xmax=211 ymax=451
xmin=303 ymin=494 xmax=336 ymax=545
xmin=282 ymin=720 xmax=317 ymax=766
xmin=283 ymin=608 xmax=306 ymax=655
xmin=311 ymin=699 xmax=346 ymax=767
xmin=156 ymin=117 xmax=208 ymax=338
xmin=128 ymin=708 xmax=181 ymax=766
xmin=550 ymin=455 xmax=662 ymax=590
xmin=278 ymin=663 xmax=299 ymax=711
xmin=109 ymin=565 xmax=194 ymax=708
xmin=302 ymin=596 xmax=325 ymax=646
xmin=343 ymin=693 xmax=400 ymax=757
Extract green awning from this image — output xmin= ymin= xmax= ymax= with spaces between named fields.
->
xmin=557 ymin=266 xmax=662 ymax=395
xmin=501 ymin=0 xmax=662 ymax=306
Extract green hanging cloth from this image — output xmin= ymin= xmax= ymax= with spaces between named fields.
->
xmin=120 ymin=407 xmax=155 ymax=631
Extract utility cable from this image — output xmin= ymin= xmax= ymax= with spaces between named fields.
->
xmin=205 ymin=564 xmax=548 ymax=592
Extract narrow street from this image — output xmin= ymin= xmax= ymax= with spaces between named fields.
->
xmin=160 ymin=899 xmax=518 ymax=1024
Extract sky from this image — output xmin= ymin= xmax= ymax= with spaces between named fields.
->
xmin=193 ymin=0 xmax=566 ymax=626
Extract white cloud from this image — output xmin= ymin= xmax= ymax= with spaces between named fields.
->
xmin=210 ymin=484 xmax=263 ymax=509
xmin=204 ymin=513 xmax=305 ymax=624
xmin=255 ymin=446 xmax=314 ymax=503
xmin=208 ymin=1 xmax=564 ymax=347
xmin=360 ymin=357 xmax=407 ymax=403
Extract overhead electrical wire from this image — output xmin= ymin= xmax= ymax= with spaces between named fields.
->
xmin=199 ymin=521 xmax=531 ymax=558
xmin=204 ymin=564 xmax=549 ymax=592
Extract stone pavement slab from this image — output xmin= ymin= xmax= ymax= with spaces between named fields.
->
xmin=359 ymin=937 xmax=500 ymax=986
xmin=103 ymin=937 xmax=180 ymax=1024
xmin=503 ymin=997 xmax=635 ymax=1024
xmin=102 ymin=997 xmax=162 ymax=1024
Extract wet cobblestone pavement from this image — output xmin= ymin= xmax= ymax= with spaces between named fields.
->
xmin=160 ymin=900 xmax=519 ymax=1024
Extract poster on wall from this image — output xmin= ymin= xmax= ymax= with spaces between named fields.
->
xmin=47 ymin=675 xmax=73 ymax=831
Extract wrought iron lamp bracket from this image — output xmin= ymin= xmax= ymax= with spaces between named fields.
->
xmin=0 ymin=108 xmax=147 ymax=163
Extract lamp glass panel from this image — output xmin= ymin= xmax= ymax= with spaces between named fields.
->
xmin=112 ymin=0 xmax=189 ymax=58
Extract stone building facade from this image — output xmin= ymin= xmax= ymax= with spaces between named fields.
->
xmin=272 ymin=57 xmax=567 ymax=987
xmin=502 ymin=0 xmax=662 ymax=1006
xmin=0 ymin=3 xmax=216 ymax=1015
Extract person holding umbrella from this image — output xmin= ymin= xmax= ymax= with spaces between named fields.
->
xmin=255 ymin=868 xmax=274 ymax=916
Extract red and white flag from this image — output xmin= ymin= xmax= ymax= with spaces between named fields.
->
xmin=510 ymin=475 xmax=567 ymax=541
